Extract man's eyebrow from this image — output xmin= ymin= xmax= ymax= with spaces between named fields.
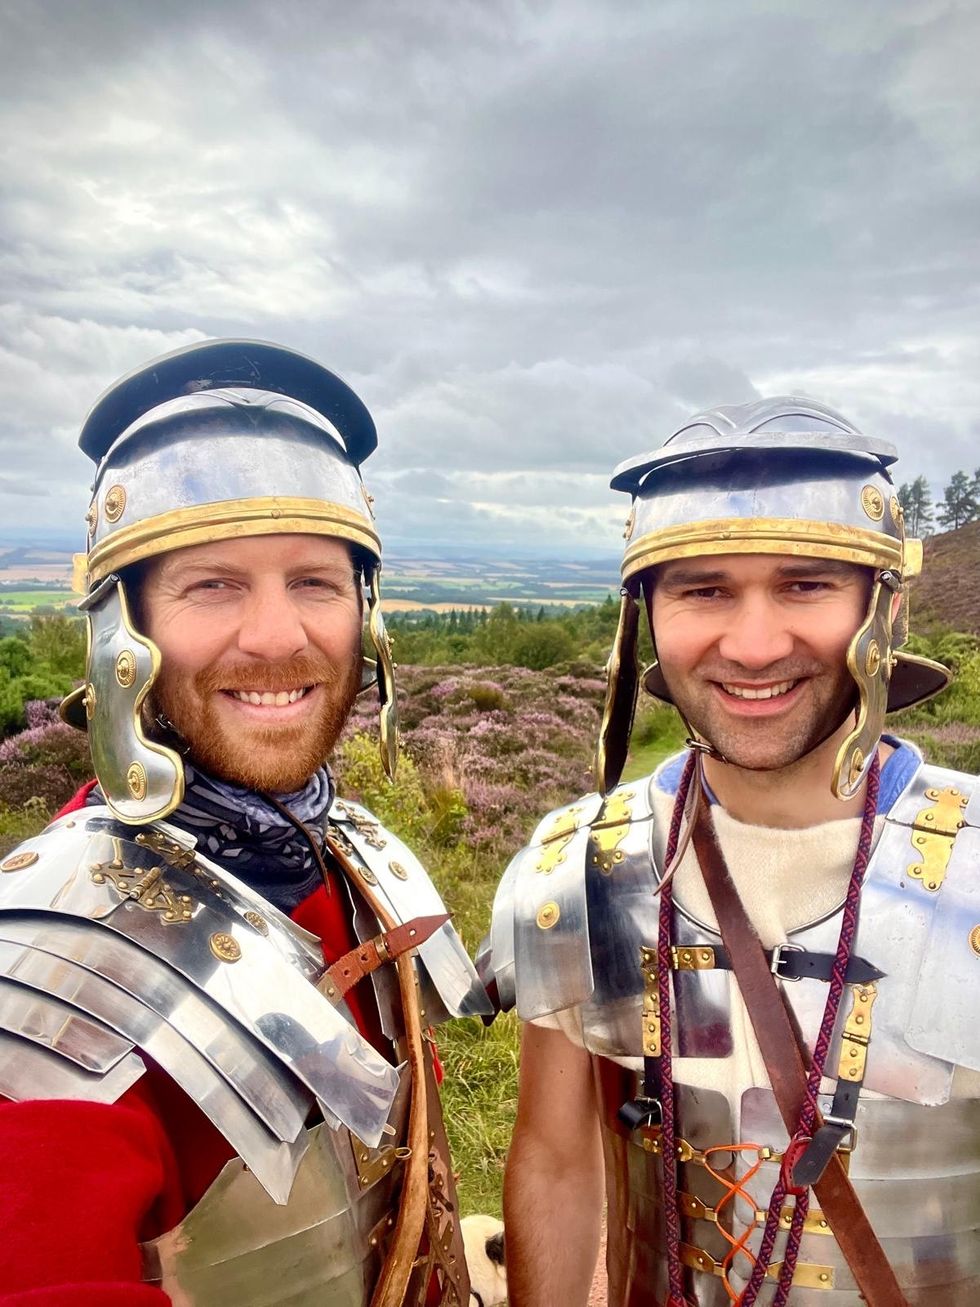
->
xmin=655 ymin=558 xmax=862 ymax=588
xmin=656 ymin=566 xmax=730 ymax=588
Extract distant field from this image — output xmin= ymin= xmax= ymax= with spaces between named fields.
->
xmin=0 ymin=589 xmax=76 ymax=611
xmin=0 ymin=565 xmax=73 ymax=583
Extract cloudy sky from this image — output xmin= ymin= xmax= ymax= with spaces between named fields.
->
xmin=1 ymin=0 xmax=977 ymax=556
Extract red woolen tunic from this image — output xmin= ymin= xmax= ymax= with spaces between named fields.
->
xmin=0 ymin=783 xmax=404 ymax=1305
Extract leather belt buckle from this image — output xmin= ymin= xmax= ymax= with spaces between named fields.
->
xmin=770 ymin=942 xmax=804 ymax=981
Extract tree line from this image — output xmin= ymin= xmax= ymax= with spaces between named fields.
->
xmin=899 ymin=468 xmax=980 ymax=536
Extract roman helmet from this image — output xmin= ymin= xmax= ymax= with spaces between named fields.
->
xmin=61 ymin=338 xmax=397 ymax=824
xmin=595 ymin=396 xmax=950 ymax=799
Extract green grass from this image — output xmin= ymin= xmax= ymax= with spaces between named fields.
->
xmin=0 ymin=590 xmax=75 ymax=610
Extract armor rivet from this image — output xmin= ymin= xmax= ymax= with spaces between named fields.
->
xmin=209 ymin=932 xmax=242 ymax=963
xmin=700 ymin=951 xmax=711 ymax=962
xmin=848 ymin=748 xmax=865 ymax=787
xmin=865 ymin=640 xmax=881 ymax=678
xmin=65 ymin=821 xmax=75 ymax=828
xmin=358 ymin=865 xmax=379 ymax=885
xmin=389 ymin=860 xmax=408 ymax=880
xmin=860 ymin=485 xmax=884 ymax=521
xmin=819 ymin=1274 xmax=830 ymax=1283
xmin=103 ymin=484 xmax=127 ymax=522
xmin=536 ymin=901 xmax=560 ymax=930
xmin=243 ymin=910 xmax=268 ymax=935
xmin=623 ymin=506 xmax=636 ymax=541
xmin=890 ymin=494 xmax=902 ymax=524
xmin=115 ymin=649 xmax=137 ymax=688
xmin=1 ymin=851 xmax=39 ymax=872
xmin=85 ymin=501 xmax=98 ymax=532
xmin=83 ymin=683 xmax=97 ymax=718
xmin=969 ymin=926 xmax=980 ymax=956
xmin=126 ymin=762 xmax=148 ymax=801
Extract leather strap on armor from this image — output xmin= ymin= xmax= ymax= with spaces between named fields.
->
xmin=324 ymin=913 xmax=451 ymax=1000
xmin=691 ymin=797 xmax=909 ymax=1307
xmin=325 ymin=831 xmax=431 ymax=1307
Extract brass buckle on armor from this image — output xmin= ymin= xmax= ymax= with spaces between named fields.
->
xmin=770 ymin=942 xmax=805 ymax=981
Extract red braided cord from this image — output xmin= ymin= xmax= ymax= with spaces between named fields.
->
xmin=657 ymin=749 xmax=699 ymax=1306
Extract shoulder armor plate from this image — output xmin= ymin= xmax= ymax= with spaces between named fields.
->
xmin=0 ymin=807 xmax=402 ymax=1201
xmin=491 ymin=779 xmax=658 ymax=1021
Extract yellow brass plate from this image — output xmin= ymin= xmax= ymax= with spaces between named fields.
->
xmin=590 ymin=789 xmax=634 ymax=874
xmin=126 ymin=761 xmax=148 ymax=801
xmin=767 ymin=1260 xmax=834 ymax=1289
xmin=890 ymin=494 xmax=902 ymax=525
xmin=865 ymin=640 xmax=881 ymax=677
xmin=677 ymin=1190 xmax=718 ymax=1223
xmin=83 ymin=683 xmax=97 ymax=718
xmin=623 ymin=505 xmax=636 ymax=541
xmin=209 ymin=932 xmax=242 ymax=963
xmin=860 ymin=485 xmax=885 ymax=521
xmin=86 ymin=496 xmax=381 ymax=584
xmin=622 ymin=516 xmax=903 ymax=581
xmin=90 ymin=843 xmax=194 ymax=923
xmin=1 ymin=851 xmax=39 ymax=872
xmin=243 ymin=910 xmax=268 ymax=935
xmin=969 ymin=925 xmax=980 ymax=956
xmin=85 ymin=501 xmax=98 ymax=533
xmin=389 ymin=860 xmax=409 ymax=881
xmin=115 ymin=649 xmax=137 ymax=688
xmin=103 ymin=484 xmax=127 ymax=523
xmin=770 ymin=1205 xmax=832 ymax=1236
xmin=535 ymin=805 xmax=582 ymax=874
xmin=837 ymin=982 xmax=877 ymax=1081
xmin=671 ymin=945 xmax=716 ymax=971
xmin=679 ymin=1242 xmax=720 ymax=1276
xmin=908 ymin=786 xmax=968 ymax=891
xmin=536 ymin=901 xmax=560 ymax=930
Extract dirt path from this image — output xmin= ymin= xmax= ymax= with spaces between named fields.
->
xmin=588 ymin=1222 xmax=608 ymax=1305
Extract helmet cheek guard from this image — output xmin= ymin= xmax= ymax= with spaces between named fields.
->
xmin=62 ymin=575 xmax=184 ymax=822
xmin=594 ymin=583 xmax=641 ymax=796
xmin=596 ymin=398 xmax=951 ymax=800
xmin=61 ymin=339 xmax=396 ymax=822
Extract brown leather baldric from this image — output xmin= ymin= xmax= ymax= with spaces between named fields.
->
xmin=690 ymin=799 xmax=908 ymax=1307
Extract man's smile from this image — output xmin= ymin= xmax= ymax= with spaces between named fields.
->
xmin=711 ymin=676 xmax=807 ymax=716
xmin=225 ymin=685 xmax=315 ymax=706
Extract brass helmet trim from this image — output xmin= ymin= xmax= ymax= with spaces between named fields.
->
xmin=622 ymin=517 xmax=907 ymax=581
xmin=84 ymin=496 xmax=380 ymax=588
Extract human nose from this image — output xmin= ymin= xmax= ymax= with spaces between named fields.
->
xmin=716 ymin=594 xmax=795 ymax=669
xmin=235 ymin=583 xmax=309 ymax=661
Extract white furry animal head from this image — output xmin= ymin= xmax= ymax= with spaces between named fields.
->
xmin=461 ymin=1214 xmax=507 ymax=1307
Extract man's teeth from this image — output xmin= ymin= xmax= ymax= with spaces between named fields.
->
xmin=231 ymin=687 xmax=309 ymax=706
xmin=723 ymin=679 xmax=797 ymax=700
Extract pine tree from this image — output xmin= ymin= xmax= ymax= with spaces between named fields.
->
xmin=937 ymin=470 xmax=980 ymax=531
xmin=898 ymin=476 xmax=934 ymax=537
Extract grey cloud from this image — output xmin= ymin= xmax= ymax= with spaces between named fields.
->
xmin=0 ymin=0 xmax=977 ymax=541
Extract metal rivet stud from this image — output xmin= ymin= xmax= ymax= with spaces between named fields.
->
xmin=126 ymin=762 xmax=148 ymax=800
xmin=209 ymin=932 xmax=242 ymax=963
xmin=536 ymin=901 xmax=560 ymax=930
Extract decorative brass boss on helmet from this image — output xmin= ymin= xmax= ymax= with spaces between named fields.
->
xmin=596 ymin=397 xmax=949 ymax=798
xmin=62 ymin=339 xmax=398 ymax=823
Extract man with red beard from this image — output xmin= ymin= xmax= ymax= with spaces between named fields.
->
xmin=488 ymin=398 xmax=980 ymax=1306
xmin=0 ymin=340 xmax=490 ymax=1306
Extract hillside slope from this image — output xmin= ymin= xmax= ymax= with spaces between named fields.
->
xmin=908 ymin=520 xmax=980 ymax=636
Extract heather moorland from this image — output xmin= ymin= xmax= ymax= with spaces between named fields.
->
xmin=2 ymin=606 xmax=980 ymax=1216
